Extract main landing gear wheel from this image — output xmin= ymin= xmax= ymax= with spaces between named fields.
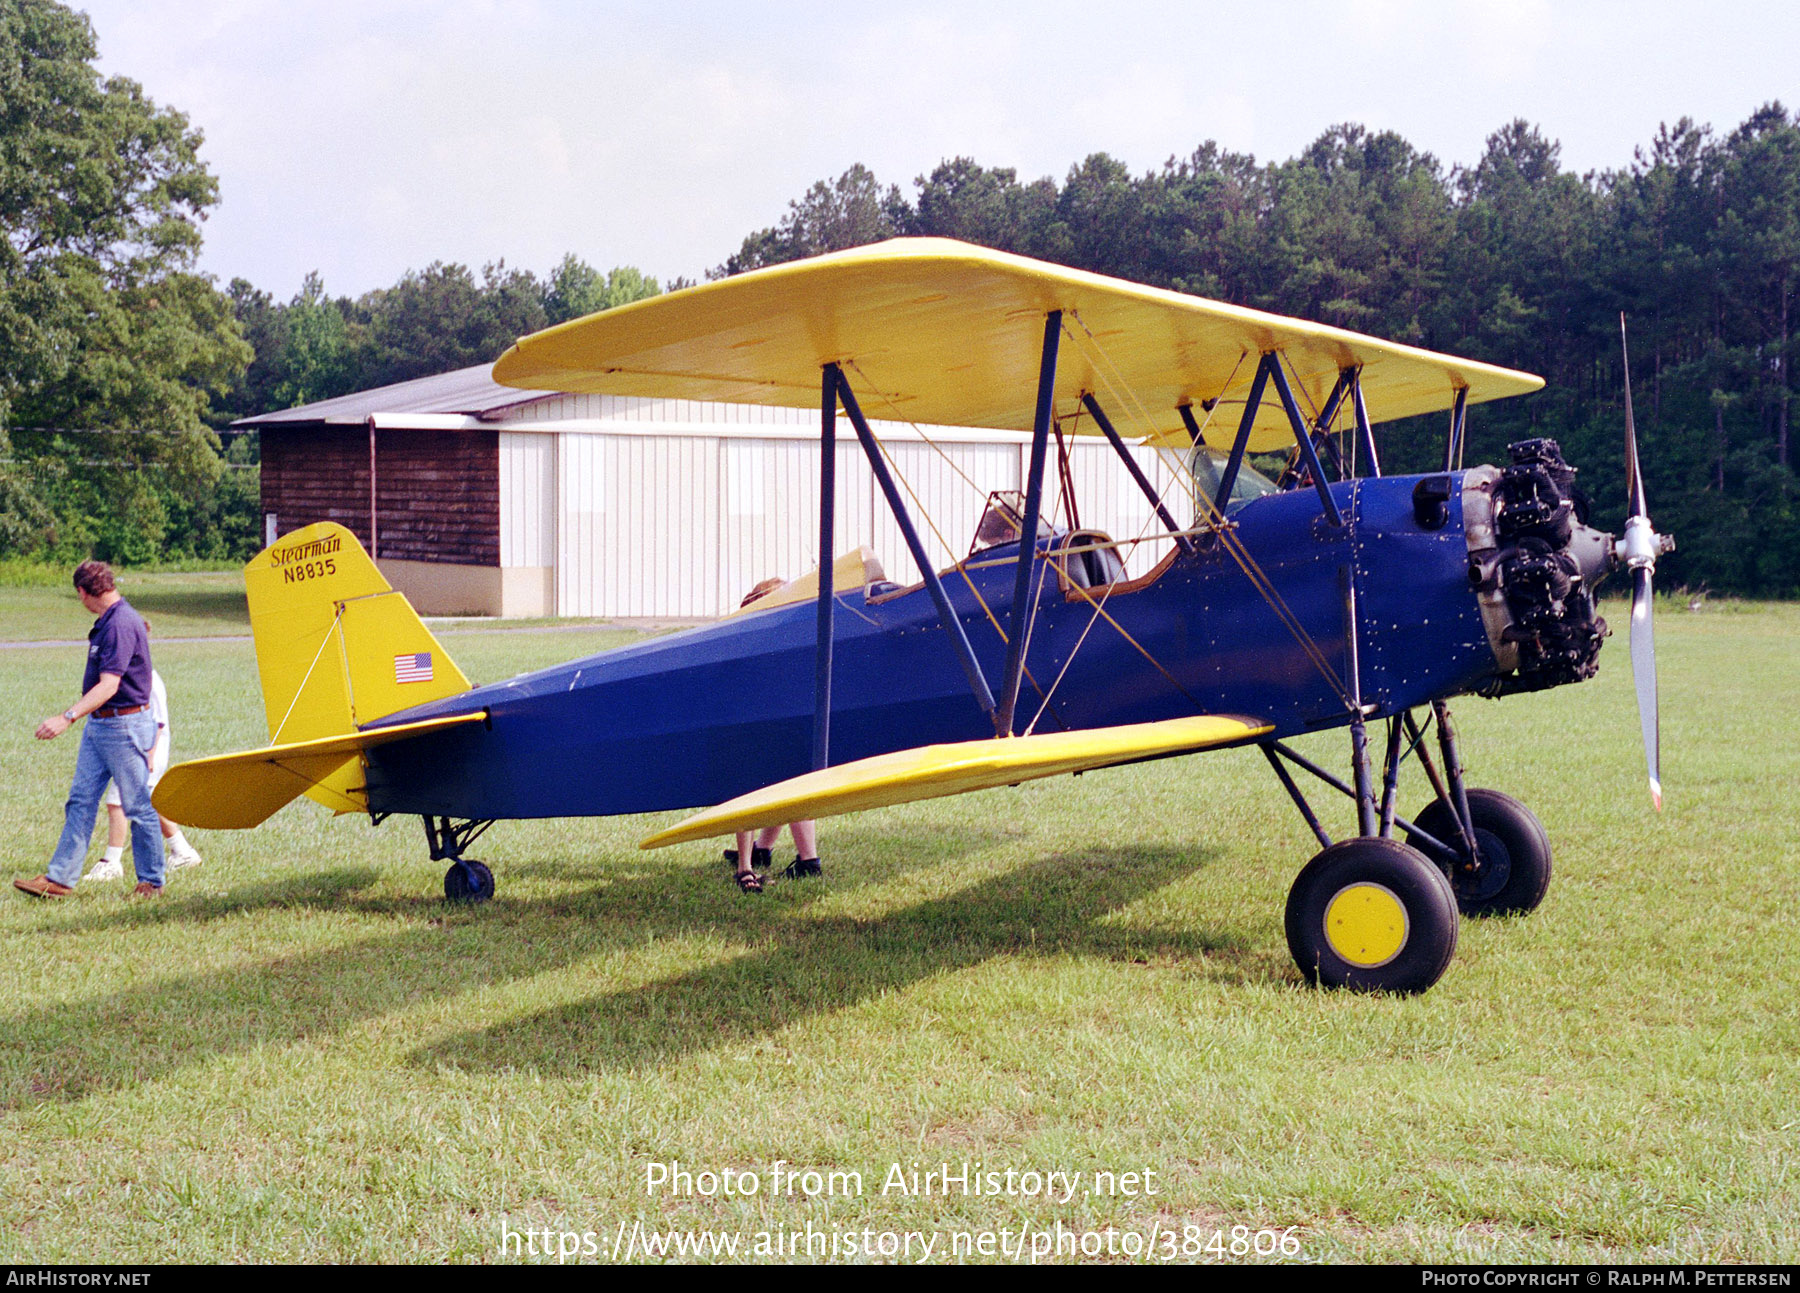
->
xmin=444 ymin=858 xmax=495 ymax=904
xmin=1408 ymin=789 xmax=1552 ymax=917
xmin=1285 ymin=838 xmax=1459 ymax=994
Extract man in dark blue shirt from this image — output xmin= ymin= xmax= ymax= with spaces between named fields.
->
xmin=16 ymin=560 xmax=166 ymax=898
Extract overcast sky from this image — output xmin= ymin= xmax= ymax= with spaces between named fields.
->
xmin=76 ymin=0 xmax=1800 ymax=301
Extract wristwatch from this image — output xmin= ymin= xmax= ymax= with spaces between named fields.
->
xmin=61 ymin=709 xmax=77 ymax=723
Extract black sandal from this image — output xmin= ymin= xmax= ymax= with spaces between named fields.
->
xmin=735 ymin=870 xmax=764 ymax=894
xmin=781 ymin=856 xmax=822 ymax=880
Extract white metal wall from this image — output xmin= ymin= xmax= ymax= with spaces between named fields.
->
xmin=550 ymin=432 xmax=724 ymax=618
xmin=720 ymin=436 xmax=823 ymax=614
xmin=500 ymin=394 xmax=1193 ymax=617
xmin=510 ymin=391 xmax=818 ymax=431
xmin=498 ymin=432 xmax=555 ymax=568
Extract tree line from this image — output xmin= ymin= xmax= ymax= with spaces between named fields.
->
xmin=0 ymin=255 xmax=663 ymax=565
xmin=217 ymin=258 xmax=668 ymax=424
xmin=0 ymin=0 xmax=1794 ymax=593
xmin=719 ymin=118 xmax=1799 ymax=595
xmin=0 ymin=1 xmax=666 ymax=563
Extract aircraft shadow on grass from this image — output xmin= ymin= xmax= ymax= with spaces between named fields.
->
xmin=40 ymin=867 xmax=387 ymax=935
xmin=413 ymin=841 xmax=1263 ymax=1076
xmin=0 ymin=832 xmax=1262 ymax=1109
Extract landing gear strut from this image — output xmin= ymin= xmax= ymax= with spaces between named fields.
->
xmin=1264 ymin=698 xmax=1555 ymax=990
xmin=1264 ymin=570 xmax=1553 ymax=992
xmin=424 ymin=816 xmax=497 ymax=903
xmin=1409 ymin=788 xmax=1552 ymax=917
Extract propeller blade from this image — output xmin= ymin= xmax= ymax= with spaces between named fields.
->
xmin=1620 ymin=313 xmax=1647 ymax=519
xmin=1630 ymin=565 xmax=1661 ymax=811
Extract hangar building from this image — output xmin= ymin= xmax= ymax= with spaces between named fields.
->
xmin=237 ymin=364 xmax=1181 ymax=618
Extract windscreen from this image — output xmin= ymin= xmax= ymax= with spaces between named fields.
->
xmin=1188 ymin=447 xmax=1279 ymax=518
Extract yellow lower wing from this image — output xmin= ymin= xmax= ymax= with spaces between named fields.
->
xmin=154 ymin=712 xmax=487 ymax=830
xmin=639 ymin=714 xmax=1271 ymax=849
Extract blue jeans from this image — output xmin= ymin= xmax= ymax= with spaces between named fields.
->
xmin=47 ymin=713 xmax=163 ymax=888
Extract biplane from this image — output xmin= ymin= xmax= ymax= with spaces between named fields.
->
xmin=155 ymin=238 xmax=1672 ymax=994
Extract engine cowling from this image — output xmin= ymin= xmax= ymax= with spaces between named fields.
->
xmin=1462 ymin=438 xmax=1613 ymax=694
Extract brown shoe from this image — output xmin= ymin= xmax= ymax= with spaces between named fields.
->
xmin=131 ymin=882 xmax=162 ymax=899
xmin=14 ymin=876 xmax=73 ymax=898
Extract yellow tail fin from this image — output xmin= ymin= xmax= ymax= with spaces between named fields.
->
xmin=243 ymin=522 xmax=471 ymax=813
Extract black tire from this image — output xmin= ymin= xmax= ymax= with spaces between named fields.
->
xmin=1285 ymin=837 xmax=1459 ymax=994
xmin=1407 ymin=789 xmax=1552 ymax=917
xmin=444 ymin=858 xmax=495 ymax=903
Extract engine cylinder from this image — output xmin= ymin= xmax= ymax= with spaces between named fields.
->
xmin=1463 ymin=438 xmax=1611 ymax=694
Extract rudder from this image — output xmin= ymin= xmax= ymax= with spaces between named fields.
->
xmin=245 ymin=522 xmax=471 ymax=811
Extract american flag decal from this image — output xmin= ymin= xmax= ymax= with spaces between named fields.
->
xmin=394 ymin=652 xmax=434 ymax=684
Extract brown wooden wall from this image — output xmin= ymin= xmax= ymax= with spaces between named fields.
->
xmin=261 ymin=426 xmax=500 ymax=566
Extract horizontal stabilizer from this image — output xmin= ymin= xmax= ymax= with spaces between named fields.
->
xmin=154 ymin=712 xmax=487 ymax=830
xmin=639 ymin=713 xmax=1271 ymax=850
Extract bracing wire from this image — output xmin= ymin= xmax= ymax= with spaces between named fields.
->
xmin=1024 ymin=464 xmax=1180 ymax=732
xmin=844 ymin=356 xmax=1051 ymax=649
xmin=1060 ymin=312 xmax=1353 ymax=709
xmin=838 ymin=362 xmax=1064 ymax=721
xmin=846 ymin=357 xmax=993 ymax=505
xmin=841 ymin=315 xmax=1358 ymax=731
xmin=1024 ymin=330 xmax=1248 ymax=731
xmin=270 ymin=610 xmax=345 ymax=745
xmin=1024 ymin=347 xmax=1292 ymax=730
xmin=1066 ymin=314 xmax=1350 ymax=705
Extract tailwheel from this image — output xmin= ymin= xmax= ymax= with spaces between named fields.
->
xmin=1285 ymin=837 xmax=1459 ymax=994
xmin=444 ymin=858 xmax=495 ymax=904
xmin=425 ymin=817 xmax=497 ymax=904
xmin=1408 ymin=789 xmax=1552 ymax=917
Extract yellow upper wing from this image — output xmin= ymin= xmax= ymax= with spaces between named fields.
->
xmin=640 ymin=713 xmax=1271 ymax=849
xmin=494 ymin=238 xmax=1542 ymax=452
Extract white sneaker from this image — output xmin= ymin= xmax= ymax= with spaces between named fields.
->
xmin=166 ymin=843 xmax=202 ymax=871
xmin=84 ymin=858 xmax=124 ymax=883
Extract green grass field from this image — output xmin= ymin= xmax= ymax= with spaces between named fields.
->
xmin=0 ymin=570 xmax=251 ymax=642
xmin=0 ymin=569 xmax=628 ymax=642
xmin=0 ymin=591 xmax=1794 ymax=1263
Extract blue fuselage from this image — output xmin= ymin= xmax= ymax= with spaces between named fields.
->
xmin=364 ymin=473 xmax=1500 ymax=820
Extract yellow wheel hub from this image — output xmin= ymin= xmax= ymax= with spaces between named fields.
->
xmin=1324 ymin=883 xmax=1409 ymax=967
